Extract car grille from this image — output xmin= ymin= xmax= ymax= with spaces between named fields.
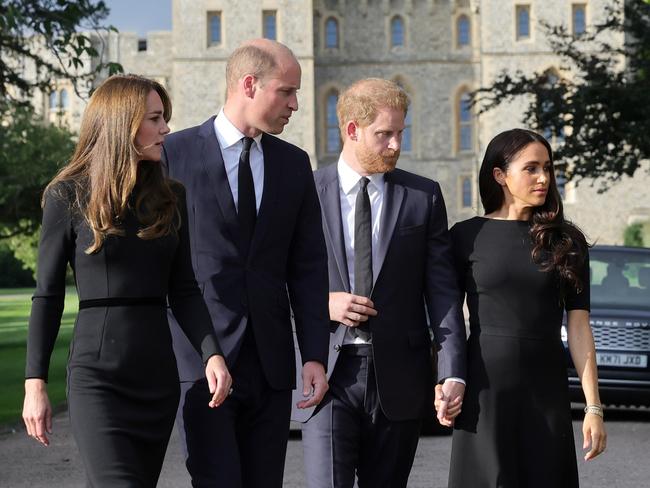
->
xmin=592 ymin=325 xmax=650 ymax=351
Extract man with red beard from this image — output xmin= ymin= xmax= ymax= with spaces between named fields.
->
xmin=292 ymin=78 xmax=467 ymax=487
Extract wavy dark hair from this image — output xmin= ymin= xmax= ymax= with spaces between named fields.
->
xmin=478 ymin=128 xmax=589 ymax=292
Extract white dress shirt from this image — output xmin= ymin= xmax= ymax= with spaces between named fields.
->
xmin=337 ymin=157 xmax=385 ymax=345
xmin=214 ymin=109 xmax=264 ymax=212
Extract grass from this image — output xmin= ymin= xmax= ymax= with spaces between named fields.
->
xmin=0 ymin=287 xmax=78 ymax=427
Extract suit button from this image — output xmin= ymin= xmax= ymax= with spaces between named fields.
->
xmin=334 ymin=344 xmax=341 ymax=351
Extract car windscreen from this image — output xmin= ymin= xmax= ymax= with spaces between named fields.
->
xmin=590 ymin=248 xmax=650 ymax=311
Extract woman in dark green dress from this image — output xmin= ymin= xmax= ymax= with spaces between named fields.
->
xmin=22 ymin=75 xmax=232 ymax=487
xmin=439 ymin=129 xmax=606 ymax=487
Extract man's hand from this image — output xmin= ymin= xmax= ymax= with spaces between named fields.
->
xmin=296 ymin=361 xmax=328 ymax=409
xmin=23 ymin=378 xmax=52 ymax=447
xmin=434 ymin=379 xmax=465 ymax=427
xmin=329 ymin=292 xmax=377 ymax=327
xmin=205 ymin=355 xmax=232 ymax=408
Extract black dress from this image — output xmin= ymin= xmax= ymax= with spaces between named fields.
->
xmin=448 ymin=217 xmax=589 ymax=488
xmin=25 ymin=182 xmax=221 ymax=487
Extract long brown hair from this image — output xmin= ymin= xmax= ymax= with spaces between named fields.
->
xmin=479 ymin=128 xmax=589 ymax=292
xmin=45 ymin=74 xmax=177 ymax=254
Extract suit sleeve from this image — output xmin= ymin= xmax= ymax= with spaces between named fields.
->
xmin=25 ymin=185 xmax=74 ymax=381
xmin=168 ymin=185 xmax=223 ymax=362
xmin=286 ymin=158 xmax=330 ymax=369
xmin=424 ymin=183 xmax=467 ymax=381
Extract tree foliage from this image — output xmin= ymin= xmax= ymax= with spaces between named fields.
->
xmin=474 ymin=0 xmax=650 ymax=186
xmin=0 ymin=102 xmax=76 ymax=238
xmin=0 ymin=0 xmax=121 ymax=105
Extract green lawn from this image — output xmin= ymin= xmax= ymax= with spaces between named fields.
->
xmin=0 ymin=287 xmax=78 ymax=426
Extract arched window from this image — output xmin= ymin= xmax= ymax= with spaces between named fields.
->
xmin=462 ymin=177 xmax=472 ymax=208
xmin=540 ymin=70 xmax=565 ymax=145
xmin=394 ymin=78 xmax=412 ymax=152
xmin=457 ymin=15 xmax=470 ymax=47
xmin=391 ymin=16 xmax=405 ymax=47
xmin=59 ymin=89 xmax=69 ymax=110
xmin=326 ymin=91 xmax=340 ymax=153
xmin=458 ymin=91 xmax=472 ymax=152
xmin=325 ymin=17 xmax=339 ymax=48
xmin=402 ymin=109 xmax=412 ymax=153
xmin=49 ymin=91 xmax=57 ymax=109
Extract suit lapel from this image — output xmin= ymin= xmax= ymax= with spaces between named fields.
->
xmin=198 ymin=118 xmax=239 ymax=239
xmin=319 ymin=166 xmax=351 ymax=293
xmin=373 ymin=173 xmax=404 ymax=287
xmin=248 ymin=134 xmax=279 ymax=259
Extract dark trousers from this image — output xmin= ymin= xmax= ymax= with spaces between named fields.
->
xmin=176 ymin=328 xmax=292 ymax=488
xmin=301 ymin=345 xmax=421 ymax=488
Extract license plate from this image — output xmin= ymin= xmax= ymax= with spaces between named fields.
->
xmin=597 ymin=353 xmax=648 ymax=368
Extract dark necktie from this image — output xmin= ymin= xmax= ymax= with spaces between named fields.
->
xmin=238 ymin=137 xmax=256 ymax=257
xmin=354 ymin=177 xmax=372 ymax=335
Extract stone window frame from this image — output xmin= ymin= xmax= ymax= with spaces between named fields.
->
xmin=454 ymin=13 xmax=471 ymax=49
xmin=322 ymin=85 xmax=343 ymax=155
xmin=207 ymin=11 xmax=223 ymax=47
xmin=323 ymin=14 xmax=341 ymax=50
xmin=571 ymin=3 xmax=587 ymax=36
xmin=388 ymin=14 xmax=407 ymax=49
xmin=458 ymin=174 xmax=473 ymax=210
xmin=539 ymin=67 xmax=567 ymax=147
xmin=393 ymin=76 xmax=415 ymax=155
xmin=454 ymin=85 xmax=474 ymax=155
xmin=515 ymin=4 xmax=532 ymax=42
xmin=48 ymin=91 xmax=58 ymax=110
xmin=263 ymin=10 xmax=278 ymax=41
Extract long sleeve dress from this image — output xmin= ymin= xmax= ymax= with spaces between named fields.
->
xmin=448 ymin=217 xmax=589 ymax=488
xmin=25 ymin=181 xmax=222 ymax=487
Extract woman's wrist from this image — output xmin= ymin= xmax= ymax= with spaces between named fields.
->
xmin=584 ymin=404 xmax=604 ymax=418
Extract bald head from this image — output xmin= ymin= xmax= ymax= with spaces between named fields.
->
xmin=225 ymin=39 xmax=298 ymax=95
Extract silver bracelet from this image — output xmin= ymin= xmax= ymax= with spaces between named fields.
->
xmin=584 ymin=404 xmax=604 ymax=418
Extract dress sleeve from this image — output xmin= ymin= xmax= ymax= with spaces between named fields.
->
xmin=565 ymin=252 xmax=591 ymax=311
xmin=25 ymin=186 xmax=74 ymax=381
xmin=167 ymin=184 xmax=223 ymax=362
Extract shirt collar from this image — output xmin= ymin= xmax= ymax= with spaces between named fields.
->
xmin=214 ymin=109 xmax=263 ymax=151
xmin=337 ymin=156 xmax=385 ymax=196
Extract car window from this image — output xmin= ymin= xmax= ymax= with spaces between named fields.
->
xmin=590 ymin=248 xmax=650 ymax=311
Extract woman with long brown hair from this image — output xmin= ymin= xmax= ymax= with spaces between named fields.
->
xmin=439 ymin=129 xmax=606 ymax=487
xmin=22 ymin=74 xmax=231 ymax=486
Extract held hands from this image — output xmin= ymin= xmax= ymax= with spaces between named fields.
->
xmin=434 ymin=380 xmax=465 ymax=427
xmin=296 ymin=361 xmax=328 ymax=409
xmin=329 ymin=292 xmax=378 ymax=327
xmin=23 ymin=378 xmax=52 ymax=446
xmin=583 ymin=411 xmax=607 ymax=460
xmin=205 ymin=355 xmax=232 ymax=408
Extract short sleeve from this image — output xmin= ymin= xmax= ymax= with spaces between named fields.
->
xmin=565 ymin=252 xmax=590 ymax=312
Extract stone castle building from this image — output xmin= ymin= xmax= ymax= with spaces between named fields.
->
xmin=36 ymin=0 xmax=649 ymax=244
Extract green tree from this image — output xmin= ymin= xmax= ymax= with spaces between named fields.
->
xmin=0 ymin=103 xmax=76 ymax=238
xmin=474 ymin=0 xmax=650 ymax=187
xmin=0 ymin=0 xmax=121 ymax=105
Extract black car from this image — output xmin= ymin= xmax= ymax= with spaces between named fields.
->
xmin=562 ymin=245 xmax=650 ymax=406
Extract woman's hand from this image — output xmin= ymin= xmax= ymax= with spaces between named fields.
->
xmin=205 ymin=355 xmax=232 ymax=408
xmin=23 ymin=378 xmax=52 ymax=446
xmin=583 ymin=412 xmax=607 ymax=460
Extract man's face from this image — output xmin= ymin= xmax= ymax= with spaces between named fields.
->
xmin=354 ymin=107 xmax=405 ymax=174
xmin=249 ymin=55 xmax=301 ymax=134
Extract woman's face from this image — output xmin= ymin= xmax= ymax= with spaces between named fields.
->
xmin=135 ymin=90 xmax=169 ymax=161
xmin=496 ymin=141 xmax=552 ymax=211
